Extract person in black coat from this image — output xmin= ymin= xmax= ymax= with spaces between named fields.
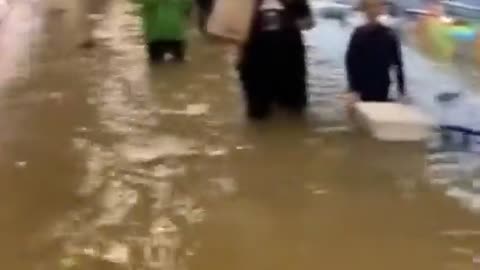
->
xmin=345 ymin=0 xmax=405 ymax=103
xmin=237 ymin=0 xmax=314 ymax=120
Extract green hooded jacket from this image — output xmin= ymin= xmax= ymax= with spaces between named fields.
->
xmin=135 ymin=0 xmax=192 ymax=42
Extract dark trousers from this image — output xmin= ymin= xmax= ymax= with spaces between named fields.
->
xmin=198 ymin=9 xmax=209 ymax=32
xmin=358 ymin=85 xmax=390 ymax=102
xmin=238 ymin=30 xmax=307 ymax=119
xmin=196 ymin=0 xmax=213 ymax=32
xmin=147 ymin=40 xmax=186 ymax=63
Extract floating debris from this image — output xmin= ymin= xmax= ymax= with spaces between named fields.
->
xmin=173 ymin=92 xmax=188 ymax=99
xmin=209 ymin=177 xmax=237 ymax=195
xmin=186 ymin=249 xmax=195 ymax=256
xmin=304 ymin=138 xmax=322 ymax=145
xmin=59 ymin=257 xmax=77 ymax=269
xmin=153 ymin=164 xmax=186 ymax=178
xmin=235 ymin=145 xmax=254 ymax=151
xmin=427 ymin=164 xmax=463 ymax=183
xmin=474 ymin=255 xmax=480 ymax=264
xmin=158 ymin=103 xmax=210 ymax=116
xmin=312 ymin=189 xmax=330 ymax=195
xmin=304 ymin=182 xmax=330 ymax=195
xmin=117 ymin=136 xmax=198 ymax=163
xmin=201 ymin=73 xmax=222 ymax=80
xmin=205 ymin=146 xmax=228 ymax=157
xmin=430 ymin=178 xmax=452 ymax=185
xmin=450 ymin=247 xmax=474 ymax=256
xmin=88 ymin=14 xmax=104 ymax=21
xmin=95 ymin=182 xmax=138 ymax=226
xmin=103 ymin=242 xmax=129 ymax=265
xmin=446 ymin=187 xmax=472 ymax=200
xmin=441 ymin=229 xmax=480 ymax=237
xmin=173 ymin=197 xmax=206 ymax=224
xmin=185 ymin=104 xmax=210 ymax=116
xmin=83 ymin=247 xmax=99 ymax=257
xmin=86 ymin=97 xmax=97 ymax=105
xmin=186 ymin=84 xmax=199 ymax=90
xmin=151 ymin=182 xmax=173 ymax=210
xmin=74 ymin=126 xmax=90 ymax=133
xmin=314 ymin=126 xmax=350 ymax=134
xmin=444 ymin=188 xmax=480 ymax=213
xmin=72 ymin=138 xmax=89 ymax=151
xmin=163 ymin=53 xmax=175 ymax=62
xmin=426 ymin=152 xmax=459 ymax=164
xmin=150 ymin=217 xmax=178 ymax=234
xmin=48 ymin=92 xmax=63 ymax=102
xmin=14 ymin=161 xmax=27 ymax=168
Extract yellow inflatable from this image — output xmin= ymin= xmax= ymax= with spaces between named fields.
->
xmin=415 ymin=16 xmax=456 ymax=61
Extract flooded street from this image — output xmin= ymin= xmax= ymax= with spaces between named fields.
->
xmin=1 ymin=0 xmax=480 ymax=269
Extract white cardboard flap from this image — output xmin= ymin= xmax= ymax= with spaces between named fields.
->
xmin=207 ymin=0 xmax=255 ymax=43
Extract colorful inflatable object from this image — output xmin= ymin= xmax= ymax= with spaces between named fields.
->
xmin=415 ymin=16 xmax=479 ymax=61
xmin=416 ymin=17 xmax=455 ymax=59
xmin=448 ymin=25 xmax=477 ymax=42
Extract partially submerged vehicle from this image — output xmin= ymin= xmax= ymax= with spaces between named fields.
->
xmin=311 ymin=0 xmax=404 ymax=32
xmin=443 ymin=0 xmax=480 ymax=22
xmin=310 ymin=0 xmax=353 ymax=21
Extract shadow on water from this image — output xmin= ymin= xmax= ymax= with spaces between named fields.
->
xmin=0 ymin=1 xmax=479 ymax=269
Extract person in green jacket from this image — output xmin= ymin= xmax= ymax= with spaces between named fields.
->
xmin=136 ymin=0 xmax=192 ymax=62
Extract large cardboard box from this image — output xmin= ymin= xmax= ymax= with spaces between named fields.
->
xmin=206 ymin=0 xmax=255 ymax=43
xmin=355 ymin=102 xmax=434 ymax=142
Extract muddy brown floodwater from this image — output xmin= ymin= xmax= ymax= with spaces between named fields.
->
xmin=0 ymin=0 xmax=480 ymax=269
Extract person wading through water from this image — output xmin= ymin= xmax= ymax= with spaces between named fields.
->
xmin=136 ymin=0 xmax=192 ymax=63
xmin=345 ymin=0 xmax=406 ymax=105
xmin=237 ymin=0 xmax=314 ymax=120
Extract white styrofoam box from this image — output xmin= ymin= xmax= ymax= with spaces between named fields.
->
xmin=355 ymin=102 xmax=434 ymax=142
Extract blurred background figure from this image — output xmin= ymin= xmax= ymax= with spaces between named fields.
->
xmin=345 ymin=0 xmax=405 ymax=103
xmin=0 ymin=0 xmax=38 ymax=88
xmin=425 ymin=0 xmax=444 ymax=16
xmin=136 ymin=0 xmax=192 ymax=63
xmin=45 ymin=0 xmax=109 ymax=49
xmin=237 ymin=0 xmax=314 ymax=120
xmin=79 ymin=0 xmax=110 ymax=49
xmin=196 ymin=0 xmax=213 ymax=32
xmin=317 ymin=1 xmax=351 ymax=26
xmin=0 ymin=0 xmax=9 ymax=19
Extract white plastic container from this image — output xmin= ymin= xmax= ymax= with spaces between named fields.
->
xmin=355 ymin=102 xmax=434 ymax=142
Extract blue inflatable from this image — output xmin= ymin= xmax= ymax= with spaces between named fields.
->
xmin=449 ymin=26 xmax=477 ymax=42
